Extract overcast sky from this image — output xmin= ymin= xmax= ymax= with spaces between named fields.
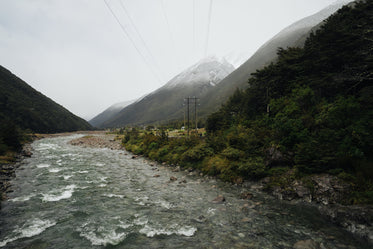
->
xmin=0 ymin=0 xmax=348 ymax=120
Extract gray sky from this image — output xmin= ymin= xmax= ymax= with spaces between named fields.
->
xmin=0 ymin=0 xmax=345 ymax=120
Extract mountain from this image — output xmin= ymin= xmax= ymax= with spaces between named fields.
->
xmin=94 ymin=0 xmax=353 ymax=128
xmin=0 ymin=65 xmax=92 ymax=133
xmin=89 ymin=100 xmax=135 ymax=128
xmin=99 ymin=56 xmax=235 ymax=128
xmin=204 ymin=0 xmax=373 ymax=202
xmin=200 ymin=0 xmax=354 ymax=114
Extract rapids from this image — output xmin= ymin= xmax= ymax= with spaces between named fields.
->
xmin=0 ymin=135 xmax=370 ymax=248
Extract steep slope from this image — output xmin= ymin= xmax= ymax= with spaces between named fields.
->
xmin=206 ymin=0 xmax=373 ymax=181
xmin=89 ymin=100 xmax=134 ymax=128
xmin=0 ymin=65 xmax=92 ymax=133
xmin=101 ymin=57 xmax=234 ymax=127
xmin=98 ymin=0 xmax=352 ymax=128
xmin=200 ymin=0 xmax=354 ymax=114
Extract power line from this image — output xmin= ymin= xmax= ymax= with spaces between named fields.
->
xmin=193 ymin=0 xmax=195 ymax=51
xmin=104 ymin=0 xmax=162 ymax=83
xmin=161 ymin=0 xmax=176 ymax=55
xmin=204 ymin=0 xmax=213 ymax=56
xmin=118 ymin=0 xmax=165 ymax=80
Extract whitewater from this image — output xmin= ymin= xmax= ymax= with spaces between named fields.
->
xmin=0 ymin=135 xmax=369 ymax=248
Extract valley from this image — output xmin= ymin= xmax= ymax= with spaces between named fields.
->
xmin=1 ymin=0 xmax=372 ymax=248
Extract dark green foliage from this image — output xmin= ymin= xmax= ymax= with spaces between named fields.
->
xmin=0 ymin=65 xmax=92 ymax=133
xmin=123 ymin=2 xmax=373 ymax=202
xmin=204 ymin=1 xmax=373 ymax=201
xmin=0 ymin=120 xmax=22 ymax=155
xmin=0 ymin=120 xmax=21 ymax=152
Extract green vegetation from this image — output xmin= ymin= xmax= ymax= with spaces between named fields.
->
xmin=125 ymin=2 xmax=372 ymax=204
xmin=0 ymin=65 xmax=92 ymax=133
xmin=0 ymin=119 xmax=31 ymax=164
xmin=0 ymin=64 xmax=92 ymax=158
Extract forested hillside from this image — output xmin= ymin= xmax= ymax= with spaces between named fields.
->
xmin=0 ymin=65 xmax=92 ymax=155
xmin=123 ymin=1 xmax=373 ymax=203
xmin=206 ymin=0 xmax=372 ymax=174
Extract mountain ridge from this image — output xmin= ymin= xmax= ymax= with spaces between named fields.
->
xmin=98 ymin=57 xmax=235 ymax=128
xmin=91 ymin=0 xmax=353 ymax=128
xmin=0 ymin=65 xmax=92 ymax=133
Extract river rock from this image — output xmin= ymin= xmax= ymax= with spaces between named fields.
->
xmin=172 ymin=166 xmax=180 ymax=172
xmin=240 ymin=191 xmax=253 ymax=200
xmin=318 ymin=204 xmax=373 ymax=243
xmin=169 ymin=176 xmax=177 ymax=182
xmin=22 ymin=151 xmax=32 ymax=157
xmin=265 ymin=174 xmax=351 ymax=204
xmin=265 ymin=145 xmax=292 ymax=166
xmin=194 ymin=215 xmax=207 ymax=223
xmin=293 ymin=239 xmax=319 ymax=249
xmin=153 ymin=174 xmax=160 ymax=178
xmin=212 ymin=195 xmax=226 ymax=204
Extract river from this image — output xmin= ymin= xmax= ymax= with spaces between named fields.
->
xmin=0 ymin=135 xmax=370 ymax=248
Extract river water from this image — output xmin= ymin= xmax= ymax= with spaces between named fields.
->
xmin=0 ymin=135 xmax=370 ymax=248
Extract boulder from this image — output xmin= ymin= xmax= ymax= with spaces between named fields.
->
xmin=169 ymin=176 xmax=177 ymax=182
xmin=212 ymin=195 xmax=226 ymax=204
xmin=240 ymin=191 xmax=253 ymax=200
xmin=293 ymin=239 xmax=319 ymax=249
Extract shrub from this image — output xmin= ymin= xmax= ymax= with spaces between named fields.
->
xmin=181 ymin=142 xmax=213 ymax=163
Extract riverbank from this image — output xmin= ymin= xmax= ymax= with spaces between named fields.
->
xmin=68 ymin=132 xmax=122 ymax=150
xmin=0 ymin=131 xmax=114 ymax=203
xmin=0 ymin=143 xmax=32 ymax=203
xmin=120 ymin=131 xmax=373 ymax=244
xmin=3 ymin=135 xmax=371 ymax=248
xmin=2 ymin=132 xmax=372 ymax=244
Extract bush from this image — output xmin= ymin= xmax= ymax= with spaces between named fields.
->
xmin=181 ymin=142 xmax=213 ymax=163
xmin=220 ymin=147 xmax=245 ymax=160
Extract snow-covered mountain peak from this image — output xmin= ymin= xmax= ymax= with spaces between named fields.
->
xmin=164 ymin=56 xmax=235 ymax=89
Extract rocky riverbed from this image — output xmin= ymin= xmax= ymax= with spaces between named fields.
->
xmin=2 ymin=133 xmax=372 ymax=246
xmin=69 ymin=133 xmax=122 ymax=150
xmin=251 ymin=174 xmax=373 ymax=244
xmin=0 ymin=143 xmax=32 ymax=203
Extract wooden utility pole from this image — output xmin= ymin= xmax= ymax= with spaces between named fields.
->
xmin=193 ymin=97 xmax=198 ymax=133
xmin=187 ymin=97 xmax=190 ymax=137
xmin=184 ymin=96 xmax=199 ymax=137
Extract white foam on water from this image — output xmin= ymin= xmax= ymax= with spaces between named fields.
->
xmin=139 ymin=224 xmax=197 ymax=237
xmin=63 ymin=175 xmax=72 ymax=180
xmin=48 ymin=168 xmax=61 ymax=173
xmin=61 ymin=153 xmax=78 ymax=157
xmin=9 ymin=194 xmax=36 ymax=202
xmin=98 ymin=183 xmax=107 ymax=187
xmin=78 ymin=170 xmax=89 ymax=174
xmin=100 ymin=176 xmax=108 ymax=182
xmin=134 ymin=196 xmax=149 ymax=206
xmin=155 ymin=200 xmax=173 ymax=209
xmin=207 ymin=208 xmax=216 ymax=215
xmin=42 ymin=185 xmax=76 ymax=202
xmin=103 ymin=194 xmax=125 ymax=198
xmin=0 ymin=218 xmax=56 ymax=247
xmin=36 ymin=163 xmax=50 ymax=168
xmin=95 ymin=162 xmax=105 ymax=167
xmin=79 ymin=230 xmax=127 ymax=246
xmin=77 ymin=223 xmax=129 ymax=246
xmin=35 ymin=143 xmax=60 ymax=151
xmin=133 ymin=216 xmax=148 ymax=226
